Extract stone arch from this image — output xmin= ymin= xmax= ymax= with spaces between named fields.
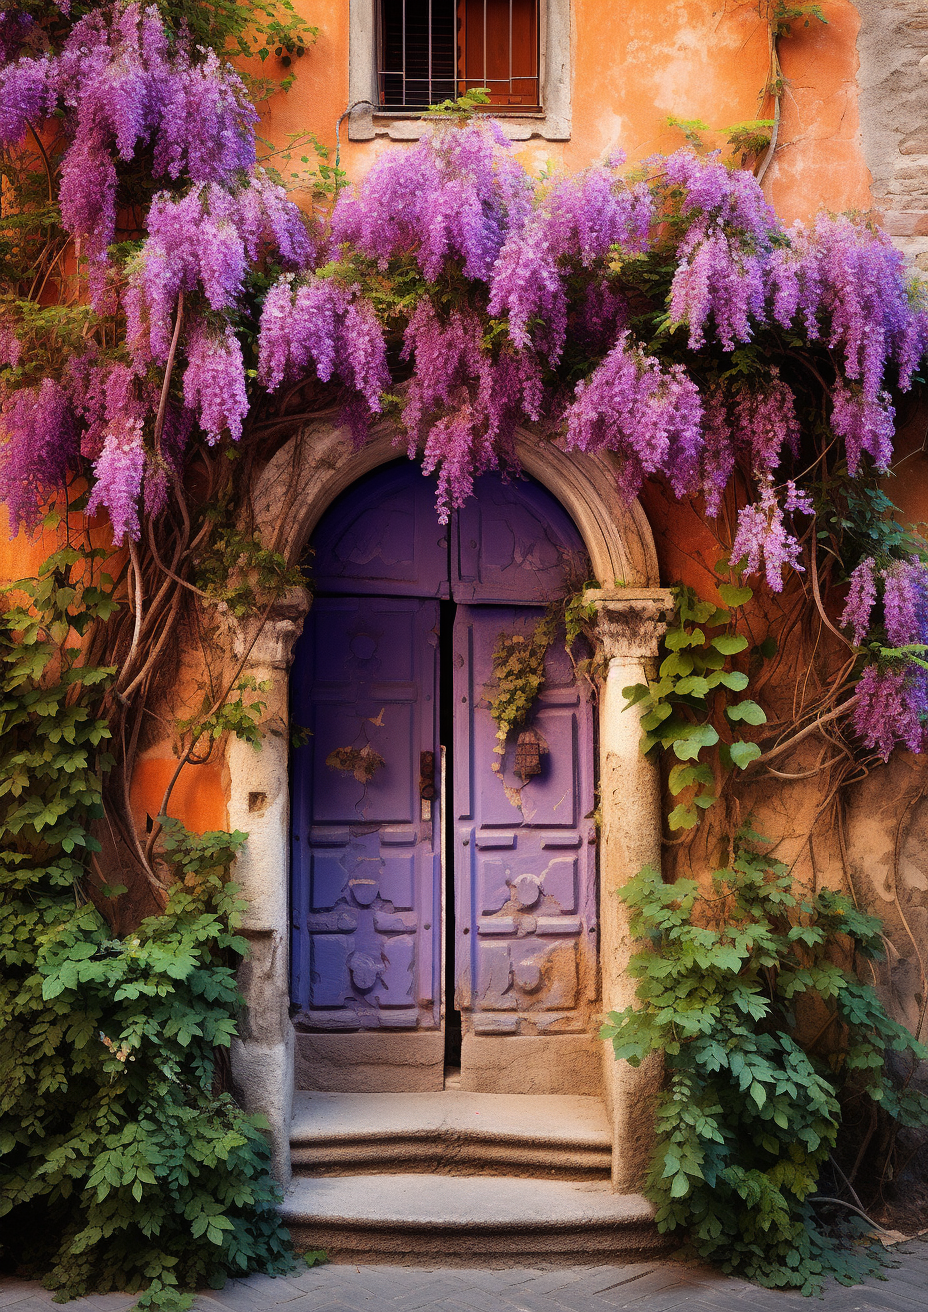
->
xmin=228 ymin=419 xmax=672 ymax=1191
xmin=250 ymin=419 xmax=661 ymax=588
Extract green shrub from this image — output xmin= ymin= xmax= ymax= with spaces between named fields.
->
xmin=602 ymin=831 xmax=928 ymax=1294
xmin=0 ymin=551 xmax=293 ymax=1309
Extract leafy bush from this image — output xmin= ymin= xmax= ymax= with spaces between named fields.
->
xmin=602 ymin=832 xmax=928 ymax=1294
xmin=0 ymin=551 xmax=293 ymax=1310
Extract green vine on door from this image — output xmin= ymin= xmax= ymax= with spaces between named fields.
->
xmin=483 ymin=587 xmax=600 ymax=777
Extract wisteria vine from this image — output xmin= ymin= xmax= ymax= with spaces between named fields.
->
xmin=2 ymin=0 xmax=928 ymax=830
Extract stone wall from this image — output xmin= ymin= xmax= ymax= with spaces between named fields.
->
xmin=856 ymin=1 xmax=928 ymax=268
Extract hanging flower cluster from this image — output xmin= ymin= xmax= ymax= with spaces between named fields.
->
xmin=0 ymin=1 xmax=311 ymax=541
xmin=401 ymin=301 xmax=544 ymax=518
xmin=329 ymin=118 xmax=532 ymax=281
xmin=2 ymin=3 xmax=928 ymax=759
xmin=839 ymin=557 xmax=928 ymax=759
xmin=0 ymin=4 xmax=256 ymax=283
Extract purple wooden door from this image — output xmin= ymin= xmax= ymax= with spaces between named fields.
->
xmin=291 ymin=461 xmax=596 ymax=1087
xmin=290 ymin=596 xmax=441 ymax=1031
xmin=453 ymin=605 xmax=597 ymax=1035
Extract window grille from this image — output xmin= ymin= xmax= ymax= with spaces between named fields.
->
xmin=378 ymin=0 xmax=541 ymax=112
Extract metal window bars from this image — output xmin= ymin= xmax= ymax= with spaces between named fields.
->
xmin=378 ymin=0 xmax=540 ymax=111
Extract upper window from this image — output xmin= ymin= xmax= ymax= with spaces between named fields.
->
xmin=377 ymin=0 xmax=541 ymax=112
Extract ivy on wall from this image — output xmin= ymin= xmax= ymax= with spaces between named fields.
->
xmin=1 ymin=0 xmax=928 ymax=1302
xmin=602 ymin=835 xmax=928 ymax=1293
xmin=0 ymin=551 xmax=293 ymax=1309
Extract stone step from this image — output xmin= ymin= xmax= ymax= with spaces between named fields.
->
xmin=289 ymin=1090 xmax=612 ymax=1178
xmin=280 ymin=1173 xmax=665 ymax=1258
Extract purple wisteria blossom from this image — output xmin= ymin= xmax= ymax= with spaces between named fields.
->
xmin=766 ymin=222 xmax=822 ymax=338
xmin=729 ymin=478 xmax=810 ymax=592
xmin=853 ymin=665 xmax=928 ymax=760
xmin=85 ymin=415 xmax=146 ymax=544
xmin=257 ymin=275 xmax=389 ymax=414
xmin=732 ymin=375 xmax=800 ymax=472
xmin=882 ymin=558 xmax=928 ymax=649
xmin=660 ymin=150 xmax=776 ymax=245
xmin=489 ymin=165 xmax=652 ymax=361
xmin=66 ymin=357 xmax=142 ymax=460
xmin=330 ymin=119 xmax=532 ymax=281
xmin=400 ymin=301 xmax=543 ymax=519
xmin=810 ymin=215 xmax=928 ymax=397
xmin=128 ymin=177 xmax=311 ymax=364
xmin=183 ymin=320 xmax=248 ymax=444
xmin=0 ymin=322 xmax=22 ymax=369
xmin=0 ymin=4 xmax=258 ymax=288
xmin=0 ymin=53 xmax=53 ymax=145
xmin=0 ymin=378 xmax=77 ymax=535
xmin=563 ymin=332 xmax=703 ymax=499
xmin=669 ymin=230 xmax=765 ymax=351
xmin=840 ymin=558 xmax=877 ymax=645
xmin=698 ymin=393 xmax=736 ymax=517
xmin=830 ymin=382 xmax=895 ymax=475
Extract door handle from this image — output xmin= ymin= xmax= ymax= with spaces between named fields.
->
xmin=419 ymin=751 xmax=436 ymax=800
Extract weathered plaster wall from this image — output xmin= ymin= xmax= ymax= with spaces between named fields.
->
xmin=264 ymin=0 xmax=869 ymax=216
xmin=855 ymin=0 xmax=928 ymax=267
xmin=6 ymin=1 xmax=928 ymax=1047
xmin=766 ymin=0 xmax=871 ymax=221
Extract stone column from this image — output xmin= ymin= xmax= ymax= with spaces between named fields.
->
xmin=588 ymin=588 xmax=674 ymax=1193
xmin=225 ymin=588 xmax=311 ymax=1188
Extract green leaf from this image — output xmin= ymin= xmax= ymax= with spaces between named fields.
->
xmin=622 ymin=683 xmax=651 ymax=708
xmin=670 ymin=1171 xmax=690 ymax=1198
xmin=729 ymin=740 xmax=761 ymax=769
xmin=668 ymin=762 xmax=714 ymax=795
xmin=668 ymin=803 xmax=699 ymax=830
xmin=710 ymin=633 xmax=749 ymax=656
xmin=725 ymin=700 xmax=767 ymax=725
xmin=673 ymin=675 xmax=711 ymax=698
xmin=671 ymin=723 xmax=719 ymax=760
xmin=641 ymin=702 xmax=674 ymax=731
xmin=706 ymin=670 xmax=749 ymax=692
xmin=718 ymin=583 xmax=753 ymax=607
xmin=303 ymin=1250 xmax=328 ymax=1267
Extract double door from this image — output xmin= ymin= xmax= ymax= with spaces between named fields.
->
xmin=290 ymin=598 xmax=596 ymax=1047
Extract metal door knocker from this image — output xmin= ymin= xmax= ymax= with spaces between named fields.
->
xmin=514 ymin=727 xmax=549 ymax=781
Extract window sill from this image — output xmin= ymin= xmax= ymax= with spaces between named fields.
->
xmin=349 ymin=106 xmax=570 ymax=142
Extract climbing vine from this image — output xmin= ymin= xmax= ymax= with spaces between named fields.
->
xmin=0 ymin=550 xmax=293 ymax=1310
xmin=602 ymin=834 xmax=928 ymax=1294
xmin=485 ymin=612 xmax=558 ymax=773
xmin=483 ymin=585 xmax=599 ymax=782
xmin=1 ymin=0 xmax=928 ymax=1301
xmin=624 ymin=584 xmax=771 ymax=830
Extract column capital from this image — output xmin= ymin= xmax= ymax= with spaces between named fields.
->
xmin=585 ymin=587 xmax=675 ymax=662
xmin=221 ymin=587 xmax=311 ymax=670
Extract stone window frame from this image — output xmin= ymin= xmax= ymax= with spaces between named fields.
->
xmin=347 ymin=0 xmax=571 ymax=142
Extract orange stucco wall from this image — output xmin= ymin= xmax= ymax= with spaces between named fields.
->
xmin=2 ymin=0 xmax=880 ymax=837
xmin=265 ymin=0 xmax=871 ymax=212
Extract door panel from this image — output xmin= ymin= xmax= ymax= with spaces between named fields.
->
xmin=453 ymin=472 xmax=588 ymax=604
xmin=452 ymin=605 xmax=598 ymax=1038
xmin=290 ymin=597 xmax=441 ymax=1032
xmin=311 ymin=461 xmax=449 ymax=598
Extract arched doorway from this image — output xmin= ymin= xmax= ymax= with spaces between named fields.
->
xmin=290 ymin=462 xmax=599 ymax=1094
xmin=226 ymin=418 xmax=672 ymax=1192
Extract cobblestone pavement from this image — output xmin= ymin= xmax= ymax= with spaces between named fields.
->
xmin=2 ymin=1242 xmax=927 ymax=1312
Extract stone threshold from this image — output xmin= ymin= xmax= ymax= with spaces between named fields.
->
xmin=289 ymin=1090 xmax=612 ymax=1178
xmin=281 ymin=1173 xmax=665 ymax=1257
